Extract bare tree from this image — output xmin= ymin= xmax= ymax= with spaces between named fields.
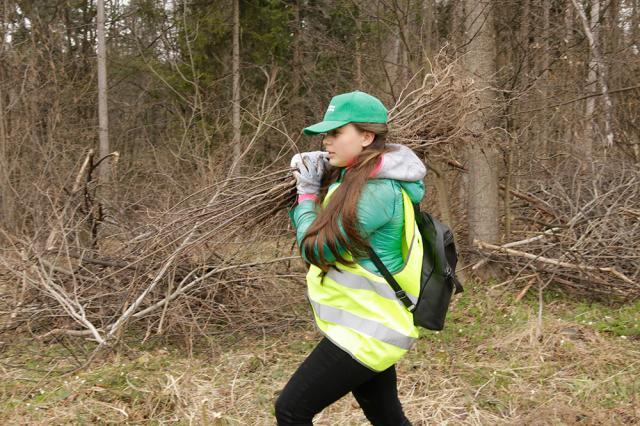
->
xmin=230 ymin=0 xmax=242 ymax=176
xmin=539 ymin=0 xmax=551 ymax=157
xmin=462 ymin=0 xmax=501 ymax=266
xmin=0 ymin=78 xmax=11 ymax=231
xmin=354 ymin=4 xmax=364 ymax=89
xmin=96 ymin=0 xmax=110 ymax=181
xmin=0 ymin=4 xmax=12 ymax=230
xmin=572 ymin=0 xmax=615 ymax=161
xmin=421 ymin=0 xmax=437 ymax=65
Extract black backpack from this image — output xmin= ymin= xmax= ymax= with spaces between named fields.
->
xmin=367 ymin=202 xmax=464 ymax=331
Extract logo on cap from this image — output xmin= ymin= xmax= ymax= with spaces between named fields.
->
xmin=327 ymin=105 xmax=336 ymax=112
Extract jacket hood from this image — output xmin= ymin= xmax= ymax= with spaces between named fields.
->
xmin=376 ymin=143 xmax=426 ymax=204
xmin=338 ymin=143 xmax=427 ymax=204
xmin=376 ymin=143 xmax=426 ymax=180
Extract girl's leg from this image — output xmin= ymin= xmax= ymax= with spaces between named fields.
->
xmin=274 ymin=336 xmax=380 ymax=425
xmin=351 ymin=364 xmax=412 ymax=426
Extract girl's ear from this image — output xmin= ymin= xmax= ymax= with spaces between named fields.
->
xmin=361 ymin=131 xmax=375 ymax=147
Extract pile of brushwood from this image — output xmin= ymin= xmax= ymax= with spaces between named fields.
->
xmin=474 ymin=159 xmax=639 ymax=302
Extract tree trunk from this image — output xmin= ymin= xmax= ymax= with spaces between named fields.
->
xmin=0 ymin=77 xmax=13 ymax=232
xmin=230 ymin=0 xmax=242 ymax=176
xmin=463 ymin=0 xmax=501 ymax=277
xmin=422 ymin=0 xmax=437 ymax=64
xmin=386 ymin=30 xmax=402 ymax=97
xmin=354 ymin=5 xmax=363 ymax=89
xmin=583 ymin=0 xmax=598 ymax=164
xmin=539 ymin=0 xmax=551 ymax=158
xmin=634 ymin=0 xmax=639 ymax=50
xmin=450 ymin=1 xmax=465 ymax=50
xmin=96 ymin=0 xmax=110 ymax=182
xmin=572 ymin=0 xmax=615 ymax=163
xmin=290 ymin=0 xmax=303 ymax=105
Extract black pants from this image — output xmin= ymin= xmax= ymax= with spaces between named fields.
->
xmin=274 ymin=336 xmax=412 ymax=425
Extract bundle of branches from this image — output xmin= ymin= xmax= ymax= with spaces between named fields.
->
xmin=268 ymin=54 xmax=478 ymax=210
xmin=202 ymin=54 xmax=477 ymax=224
xmin=474 ymin=160 xmax=640 ymax=302
xmin=387 ymin=55 xmax=476 ymax=158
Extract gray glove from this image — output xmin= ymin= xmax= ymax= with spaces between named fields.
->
xmin=374 ymin=143 xmax=427 ymax=181
xmin=290 ymin=151 xmax=330 ymax=195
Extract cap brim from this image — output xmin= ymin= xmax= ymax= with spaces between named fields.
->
xmin=302 ymin=120 xmax=350 ymax=135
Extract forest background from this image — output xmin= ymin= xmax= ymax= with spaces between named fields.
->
xmin=0 ymin=0 xmax=639 ymax=424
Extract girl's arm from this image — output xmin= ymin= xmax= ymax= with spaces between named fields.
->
xmin=287 ymin=179 xmax=398 ymax=264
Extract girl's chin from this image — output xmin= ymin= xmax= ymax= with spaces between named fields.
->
xmin=328 ymin=157 xmax=346 ymax=167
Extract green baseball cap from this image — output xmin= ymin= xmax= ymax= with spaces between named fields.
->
xmin=302 ymin=90 xmax=388 ymax=135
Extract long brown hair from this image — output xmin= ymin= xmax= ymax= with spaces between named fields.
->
xmin=301 ymin=122 xmax=393 ymax=272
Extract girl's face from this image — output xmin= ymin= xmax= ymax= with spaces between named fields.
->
xmin=322 ymin=123 xmax=374 ymax=167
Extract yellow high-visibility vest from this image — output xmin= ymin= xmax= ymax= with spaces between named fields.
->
xmin=305 ymin=181 xmax=424 ymax=371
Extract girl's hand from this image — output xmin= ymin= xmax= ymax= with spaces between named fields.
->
xmin=290 ymin=151 xmax=330 ymax=195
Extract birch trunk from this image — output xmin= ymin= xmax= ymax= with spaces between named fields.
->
xmin=96 ymin=0 xmax=110 ymax=182
xmin=572 ymin=0 xmax=615 ymax=160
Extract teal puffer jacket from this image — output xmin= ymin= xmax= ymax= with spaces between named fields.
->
xmin=288 ymin=154 xmax=426 ymax=275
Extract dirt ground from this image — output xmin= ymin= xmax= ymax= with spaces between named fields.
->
xmin=1 ymin=281 xmax=639 ymax=425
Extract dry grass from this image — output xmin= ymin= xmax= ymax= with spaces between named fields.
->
xmin=1 ymin=280 xmax=638 ymax=425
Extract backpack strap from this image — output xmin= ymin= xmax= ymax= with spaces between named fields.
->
xmin=367 ymin=246 xmax=416 ymax=312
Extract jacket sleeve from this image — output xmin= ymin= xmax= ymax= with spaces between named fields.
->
xmin=288 ymin=180 xmax=397 ymax=264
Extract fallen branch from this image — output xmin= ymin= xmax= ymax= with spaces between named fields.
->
xmin=474 ymin=239 xmax=635 ymax=285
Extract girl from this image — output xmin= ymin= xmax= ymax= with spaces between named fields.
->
xmin=276 ymin=90 xmax=427 ymax=425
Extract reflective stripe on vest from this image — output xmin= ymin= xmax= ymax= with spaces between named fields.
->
xmin=308 ymin=299 xmax=415 ymax=350
xmin=325 ymin=268 xmax=418 ymax=306
xmin=304 ymin=179 xmax=423 ymax=372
